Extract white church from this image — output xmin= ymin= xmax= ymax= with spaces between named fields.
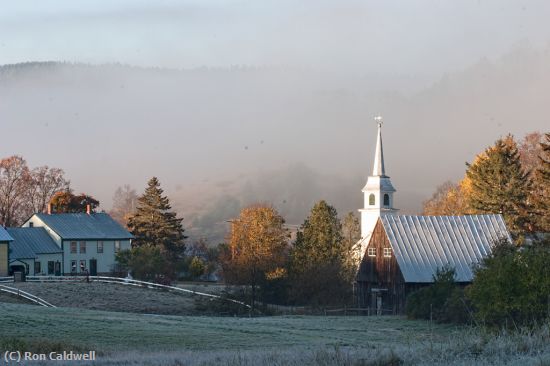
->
xmin=353 ymin=117 xmax=511 ymax=314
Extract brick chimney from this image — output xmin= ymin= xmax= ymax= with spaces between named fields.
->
xmin=86 ymin=204 xmax=91 ymax=215
xmin=47 ymin=203 xmax=52 ymax=215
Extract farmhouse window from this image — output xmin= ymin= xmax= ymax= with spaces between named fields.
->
xmin=97 ymin=241 xmax=104 ymax=253
xmin=34 ymin=261 xmax=41 ymax=274
xmin=383 ymin=247 xmax=392 ymax=258
xmin=368 ymin=248 xmax=376 ymax=257
xmin=80 ymin=241 xmax=86 ymax=254
xmin=70 ymin=242 xmax=77 ymax=254
xmin=47 ymin=261 xmax=55 ymax=275
xmin=115 ymin=241 xmax=121 ymax=253
xmin=71 ymin=260 xmax=77 ymax=273
xmin=80 ymin=260 xmax=86 ymax=272
xmin=29 ymin=222 xmax=34 ymax=227
xmin=369 ymin=194 xmax=375 ymax=206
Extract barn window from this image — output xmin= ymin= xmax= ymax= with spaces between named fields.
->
xmin=383 ymin=194 xmax=390 ymax=207
xmin=368 ymin=248 xmax=376 ymax=257
xmin=80 ymin=241 xmax=86 ymax=254
xmin=383 ymin=247 xmax=392 ymax=258
xmin=369 ymin=194 xmax=375 ymax=206
xmin=70 ymin=242 xmax=77 ymax=254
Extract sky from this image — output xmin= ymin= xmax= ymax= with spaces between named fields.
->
xmin=2 ymin=0 xmax=550 ymax=76
xmin=1 ymin=1 xmax=550 ymax=241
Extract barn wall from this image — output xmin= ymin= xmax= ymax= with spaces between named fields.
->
xmin=0 ymin=242 xmax=8 ymax=276
xmin=356 ymin=219 xmax=409 ymax=314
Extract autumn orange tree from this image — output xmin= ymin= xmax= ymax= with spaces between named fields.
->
xmin=220 ymin=204 xmax=289 ymax=313
xmin=0 ymin=156 xmax=69 ymax=226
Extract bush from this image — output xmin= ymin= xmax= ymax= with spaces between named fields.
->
xmin=467 ymin=238 xmax=550 ymax=327
xmin=405 ymin=266 xmax=470 ymax=324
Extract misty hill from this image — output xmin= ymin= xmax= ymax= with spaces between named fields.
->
xmin=1 ymin=43 xmax=549 ymax=243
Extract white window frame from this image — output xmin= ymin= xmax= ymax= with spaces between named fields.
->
xmin=383 ymin=247 xmax=392 ymax=258
xmin=97 ymin=241 xmax=104 ymax=254
xmin=368 ymin=247 xmax=376 ymax=257
xmin=115 ymin=241 xmax=121 ymax=253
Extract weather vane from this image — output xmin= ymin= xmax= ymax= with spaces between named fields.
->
xmin=374 ymin=115 xmax=383 ymax=127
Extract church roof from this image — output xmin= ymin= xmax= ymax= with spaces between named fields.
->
xmin=380 ymin=214 xmax=511 ymax=283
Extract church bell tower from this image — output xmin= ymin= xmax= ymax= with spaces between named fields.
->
xmin=357 ymin=116 xmax=398 ymax=254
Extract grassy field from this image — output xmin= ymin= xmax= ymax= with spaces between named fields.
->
xmin=6 ymin=282 xmax=206 ymax=315
xmin=2 ymin=302 xmax=550 ymax=365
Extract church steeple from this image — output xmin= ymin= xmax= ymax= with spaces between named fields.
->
xmin=372 ymin=117 xmax=386 ymax=177
xmin=357 ymin=116 xmax=398 ymax=249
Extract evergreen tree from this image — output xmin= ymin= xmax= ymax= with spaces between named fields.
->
xmin=127 ymin=177 xmax=186 ymax=269
xmin=466 ymin=136 xmax=532 ymax=236
xmin=289 ymin=200 xmax=353 ymax=306
xmin=531 ymin=133 xmax=550 ymax=231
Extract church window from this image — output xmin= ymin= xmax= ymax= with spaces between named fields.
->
xmin=383 ymin=247 xmax=392 ymax=258
xmin=368 ymin=248 xmax=376 ymax=257
xmin=369 ymin=194 xmax=375 ymax=206
xmin=383 ymin=194 xmax=390 ymax=207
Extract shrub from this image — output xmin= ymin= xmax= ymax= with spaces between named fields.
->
xmin=467 ymin=238 xmax=550 ymax=327
xmin=405 ymin=266 xmax=470 ymax=324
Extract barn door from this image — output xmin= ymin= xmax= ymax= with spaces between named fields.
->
xmin=376 ymin=295 xmax=383 ymax=315
xmin=89 ymin=259 xmax=97 ymax=276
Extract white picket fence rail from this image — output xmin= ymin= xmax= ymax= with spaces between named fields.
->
xmin=22 ymin=275 xmax=252 ymax=310
xmin=0 ymin=284 xmax=56 ymax=308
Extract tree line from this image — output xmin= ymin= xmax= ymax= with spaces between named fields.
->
xmin=422 ymin=132 xmax=550 ymax=237
xmin=411 ymin=131 xmax=550 ymax=327
xmin=114 ymin=176 xmax=360 ymax=310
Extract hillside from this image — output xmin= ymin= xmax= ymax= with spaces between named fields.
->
xmin=2 ymin=44 xmax=550 ymax=244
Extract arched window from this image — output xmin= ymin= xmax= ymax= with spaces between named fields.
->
xmin=383 ymin=194 xmax=390 ymax=207
xmin=369 ymin=194 xmax=375 ymax=206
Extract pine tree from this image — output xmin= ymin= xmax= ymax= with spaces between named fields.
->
xmin=531 ymin=133 xmax=550 ymax=231
xmin=127 ymin=177 xmax=186 ymax=261
xmin=289 ymin=200 xmax=352 ymax=305
xmin=466 ymin=135 xmax=532 ymax=236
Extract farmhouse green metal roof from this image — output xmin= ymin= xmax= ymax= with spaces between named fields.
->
xmin=35 ymin=213 xmax=134 ymax=240
xmin=0 ymin=227 xmax=13 ymax=242
xmin=6 ymin=227 xmax=62 ymax=259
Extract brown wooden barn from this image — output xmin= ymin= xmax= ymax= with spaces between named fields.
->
xmin=355 ymin=214 xmax=511 ymax=315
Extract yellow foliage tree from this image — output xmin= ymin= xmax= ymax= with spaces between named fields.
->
xmin=221 ymin=204 xmax=289 ymax=312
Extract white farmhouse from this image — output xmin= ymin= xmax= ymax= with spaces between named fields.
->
xmin=21 ymin=212 xmax=133 ymax=275
xmin=6 ymin=227 xmax=63 ymax=276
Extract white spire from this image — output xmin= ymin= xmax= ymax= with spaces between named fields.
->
xmin=372 ymin=116 xmax=385 ymax=177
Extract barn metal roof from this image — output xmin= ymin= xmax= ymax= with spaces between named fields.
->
xmin=6 ymin=228 xmax=62 ymax=259
xmin=0 ymin=227 xmax=13 ymax=242
xmin=35 ymin=213 xmax=134 ymax=240
xmin=380 ymin=214 xmax=511 ymax=283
